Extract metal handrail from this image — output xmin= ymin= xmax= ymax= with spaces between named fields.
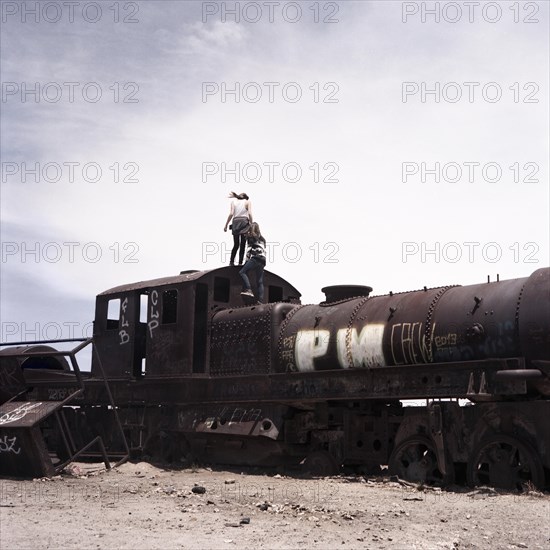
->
xmin=0 ymin=337 xmax=90 ymax=403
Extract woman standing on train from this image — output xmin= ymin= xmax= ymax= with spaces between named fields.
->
xmin=224 ymin=192 xmax=252 ymax=266
xmin=239 ymin=222 xmax=266 ymax=303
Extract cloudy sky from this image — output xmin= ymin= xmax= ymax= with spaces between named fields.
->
xmin=1 ymin=0 xmax=548 ymax=348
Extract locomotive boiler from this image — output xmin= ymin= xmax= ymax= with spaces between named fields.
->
xmin=1 ymin=266 xmax=549 ymax=491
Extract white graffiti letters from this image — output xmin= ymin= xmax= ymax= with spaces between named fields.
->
xmin=295 ymin=330 xmax=330 ymax=371
xmin=119 ymin=296 xmax=130 ymax=345
xmin=295 ymin=325 xmax=386 ymax=372
xmin=0 ymin=435 xmax=21 ymax=454
xmin=336 ymin=325 xmax=386 ymax=368
xmin=0 ymin=402 xmax=43 ymax=425
xmin=148 ymin=290 xmax=159 ymax=338
xmin=390 ymin=322 xmax=432 ymax=364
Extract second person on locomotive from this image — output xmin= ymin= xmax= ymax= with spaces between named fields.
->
xmin=239 ymin=222 xmax=266 ymax=303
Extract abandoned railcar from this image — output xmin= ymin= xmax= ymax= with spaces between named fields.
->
xmin=1 ymin=266 xmax=549 ymax=491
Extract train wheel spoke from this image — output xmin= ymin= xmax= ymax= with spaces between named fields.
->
xmin=467 ymin=434 xmax=544 ymax=491
xmin=388 ymin=435 xmax=453 ymax=487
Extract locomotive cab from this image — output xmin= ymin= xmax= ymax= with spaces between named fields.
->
xmin=91 ymin=266 xmax=301 ymax=379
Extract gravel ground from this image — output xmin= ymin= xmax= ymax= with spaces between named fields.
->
xmin=1 ymin=461 xmax=549 ymax=549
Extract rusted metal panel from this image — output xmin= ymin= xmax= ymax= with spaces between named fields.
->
xmin=210 ymin=303 xmax=295 ymax=376
xmin=518 ymin=268 xmax=550 ymax=376
xmin=0 ymin=426 xmax=54 ymax=478
xmin=431 ymin=279 xmax=524 ymax=363
xmin=210 ymin=306 xmax=273 ymax=376
xmin=0 ymin=401 xmax=61 ymax=427
xmin=0 ymin=352 xmax=26 ymax=402
xmin=277 ymin=288 xmax=459 ymax=372
xmin=68 ymin=358 xmax=529 ymax=408
xmin=92 ymin=291 xmax=139 ymax=378
xmin=178 ymin=403 xmax=281 ymax=440
xmin=0 ymin=402 xmax=62 ymax=478
xmin=98 ymin=267 xmax=301 ymax=300
xmin=98 ymin=271 xmax=205 ymax=296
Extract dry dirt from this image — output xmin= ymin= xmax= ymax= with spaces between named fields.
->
xmin=1 ymin=461 xmax=549 ymax=550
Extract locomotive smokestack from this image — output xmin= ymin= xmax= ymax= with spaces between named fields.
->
xmin=321 ymin=285 xmax=373 ymax=303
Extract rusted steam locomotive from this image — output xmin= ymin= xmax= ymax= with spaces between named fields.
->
xmin=1 ymin=266 xmax=549 ymax=491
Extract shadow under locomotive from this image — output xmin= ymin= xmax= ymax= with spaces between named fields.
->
xmin=1 ymin=266 xmax=550 ymax=492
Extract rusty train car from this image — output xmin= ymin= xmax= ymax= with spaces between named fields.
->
xmin=1 ymin=266 xmax=549 ymax=490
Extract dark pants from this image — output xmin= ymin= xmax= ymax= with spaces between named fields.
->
xmin=239 ymin=257 xmax=265 ymax=302
xmin=230 ymin=233 xmax=246 ymax=265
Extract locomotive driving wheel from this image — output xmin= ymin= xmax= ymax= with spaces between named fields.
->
xmin=388 ymin=435 xmax=454 ymax=486
xmin=467 ymin=434 xmax=544 ymax=491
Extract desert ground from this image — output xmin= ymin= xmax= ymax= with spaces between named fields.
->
xmin=1 ymin=461 xmax=549 ymax=550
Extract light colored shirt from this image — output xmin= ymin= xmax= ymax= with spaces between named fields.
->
xmin=232 ymin=199 xmax=249 ymax=219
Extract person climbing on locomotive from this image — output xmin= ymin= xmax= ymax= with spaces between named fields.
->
xmin=239 ymin=222 xmax=266 ymax=303
xmin=224 ymin=192 xmax=252 ymax=266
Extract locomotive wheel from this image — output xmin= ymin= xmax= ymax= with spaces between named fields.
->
xmin=467 ymin=434 xmax=545 ymax=491
xmin=388 ymin=435 xmax=454 ymax=486
xmin=303 ymin=450 xmax=339 ymax=477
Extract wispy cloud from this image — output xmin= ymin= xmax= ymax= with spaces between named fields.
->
xmin=1 ymin=0 xmax=548 ymax=329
